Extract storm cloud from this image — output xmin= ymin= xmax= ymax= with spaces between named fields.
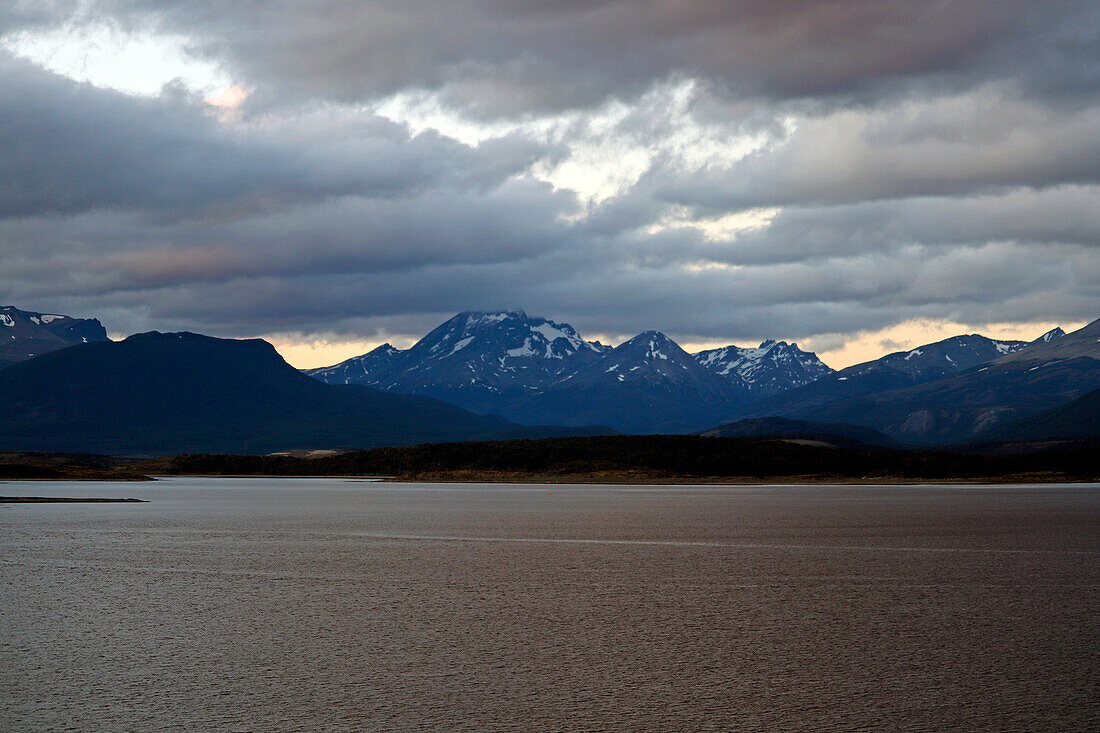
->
xmin=0 ymin=1 xmax=1097 ymax=365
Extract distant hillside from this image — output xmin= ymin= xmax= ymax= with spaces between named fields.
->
xmin=751 ymin=357 xmax=1100 ymax=446
xmin=698 ymin=417 xmax=897 ymax=448
xmin=0 ymin=305 xmax=109 ymax=368
xmin=981 ymin=387 xmax=1100 ymax=442
xmin=744 ymin=332 xmax=1037 ymax=422
xmin=0 ymin=332 xmax=606 ymax=455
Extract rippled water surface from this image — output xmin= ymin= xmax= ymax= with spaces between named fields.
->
xmin=2 ymin=478 xmax=1098 ymax=731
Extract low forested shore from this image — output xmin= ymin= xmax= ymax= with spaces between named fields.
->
xmin=147 ymin=436 xmax=1100 ymax=483
xmin=3 ymin=436 xmax=1097 ymax=484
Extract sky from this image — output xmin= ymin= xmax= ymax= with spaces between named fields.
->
xmin=0 ymin=1 xmax=1097 ymax=369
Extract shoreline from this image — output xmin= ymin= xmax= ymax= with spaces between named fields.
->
xmin=6 ymin=472 xmax=1093 ymax=485
xmin=0 ymin=496 xmax=147 ymax=502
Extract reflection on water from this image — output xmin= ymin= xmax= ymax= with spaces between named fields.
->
xmin=2 ymin=478 xmax=1098 ymax=731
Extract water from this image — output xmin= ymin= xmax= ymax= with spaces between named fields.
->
xmin=2 ymin=478 xmax=1098 ymax=731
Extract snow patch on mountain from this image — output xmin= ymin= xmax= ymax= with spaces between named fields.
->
xmin=0 ymin=306 xmax=110 ymax=368
xmin=506 ymin=338 xmax=539 ymax=358
xmin=530 ymin=321 xmax=593 ymax=353
xmin=449 ymin=336 xmax=474 ymax=355
xmin=468 ymin=312 xmax=512 ymax=326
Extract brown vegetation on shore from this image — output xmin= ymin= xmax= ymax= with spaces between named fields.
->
xmin=0 ymin=453 xmax=151 ymax=481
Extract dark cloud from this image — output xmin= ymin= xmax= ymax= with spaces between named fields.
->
xmin=0 ymin=54 xmax=308 ymax=218
xmin=75 ymin=0 xmax=1099 ymax=115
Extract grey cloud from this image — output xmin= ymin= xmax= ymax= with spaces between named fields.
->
xmin=0 ymin=55 xmax=310 ymax=218
xmin=0 ymin=1 xmax=78 ymax=33
xmin=649 ymin=89 xmax=1100 ymax=212
xmin=76 ymin=1 xmax=1099 ymax=115
xmin=0 ymin=54 xmax=553 ymax=221
xmin=8 ymin=194 xmax=1092 ymax=349
xmin=702 ymin=185 xmax=1100 ymax=267
xmin=0 ymin=181 xmax=577 ymax=298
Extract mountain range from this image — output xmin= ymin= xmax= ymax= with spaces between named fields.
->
xmin=308 ymin=310 xmax=835 ymax=433
xmin=0 ymin=305 xmax=1096 ymax=453
xmin=307 ymin=310 xmax=1098 ymax=441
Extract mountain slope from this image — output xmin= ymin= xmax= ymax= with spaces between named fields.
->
xmin=994 ymin=319 xmax=1099 ymax=364
xmin=307 ymin=343 xmax=403 ymax=388
xmin=0 ymin=332 xmax=603 ymax=455
xmin=699 ymin=417 xmax=897 ymax=448
xmin=694 ymin=340 xmax=833 ymax=397
xmin=848 ymin=357 xmax=1100 ymax=444
xmin=0 ymin=305 xmax=109 ymax=368
xmin=981 ymin=386 xmax=1100 ymax=441
xmin=504 ymin=331 xmax=748 ymax=433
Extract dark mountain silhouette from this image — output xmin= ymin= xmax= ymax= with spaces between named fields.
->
xmin=745 ymin=357 xmax=1099 ymax=446
xmin=0 ymin=331 xmax=607 ymax=455
xmin=994 ymin=319 xmax=1099 ymax=364
xmin=743 ymin=332 xmax=1034 ymax=420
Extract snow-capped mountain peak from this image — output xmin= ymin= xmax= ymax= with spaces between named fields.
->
xmin=306 ymin=342 xmax=405 ymax=386
xmin=415 ymin=310 xmax=603 ymax=364
xmin=1036 ymin=327 xmax=1065 ymax=343
xmin=558 ymin=330 xmax=731 ymax=393
xmin=693 ymin=339 xmax=834 ymax=397
xmin=618 ymin=331 xmax=680 ymax=361
xmin=308 ymin=310 xmax=609 ymax=413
